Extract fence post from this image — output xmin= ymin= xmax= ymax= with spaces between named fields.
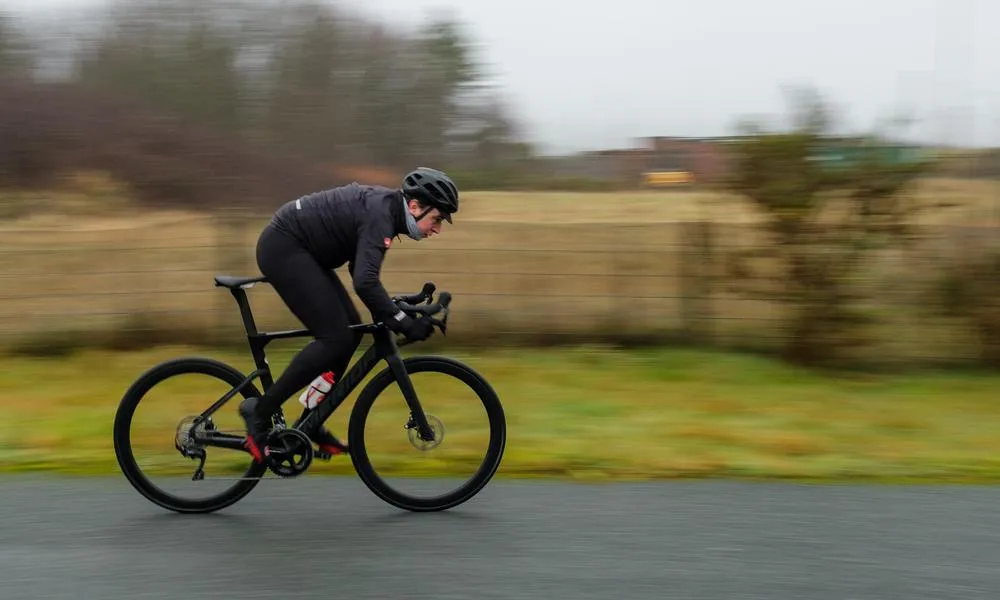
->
xmin=679 ymin=220 xmax=715 ymax=345
xmin=213 ymin=206 xmax=250 ymax=345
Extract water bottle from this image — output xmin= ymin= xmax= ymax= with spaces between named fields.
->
xmin=298 ymin=371 xmax=335 ymax=409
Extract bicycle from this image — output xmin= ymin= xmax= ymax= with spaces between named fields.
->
xmin=112 ymin=275 xmax=507 ymax=514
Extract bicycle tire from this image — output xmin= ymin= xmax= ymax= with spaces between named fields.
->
xmin=113 ymin=357 xmax=267 ymax=513
xmin=348 ymin=356 xmax=506 ymax=512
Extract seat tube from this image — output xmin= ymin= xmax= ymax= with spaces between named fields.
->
xmin=231 ymin=287 xmax=272 ymax=390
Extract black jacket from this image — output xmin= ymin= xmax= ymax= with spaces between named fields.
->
xmin=270 ymin=182 xmax=407 ymax=321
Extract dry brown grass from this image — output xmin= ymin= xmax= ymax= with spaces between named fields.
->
xmin=458 ymin=177 xmax=1000 ymax=226
xmin=1 ymin=176 xmax=999 ymax=363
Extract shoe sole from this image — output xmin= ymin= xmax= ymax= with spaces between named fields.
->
xmin=315 ymin=444 xmax=349 ymax=460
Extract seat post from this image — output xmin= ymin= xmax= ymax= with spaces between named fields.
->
xmin=230 ymin=288 xmax=259 ymax=336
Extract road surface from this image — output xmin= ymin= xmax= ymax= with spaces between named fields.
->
xmin=1 ymin=476 xmax=998 ymax=599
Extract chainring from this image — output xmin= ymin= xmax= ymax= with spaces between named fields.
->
xmin=266 ymin=428 xmax=314 ymax=477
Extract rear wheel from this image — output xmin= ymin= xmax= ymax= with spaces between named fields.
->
xmin=348 ymin=356 xmax=506 ymax=512
xmin=113 ymin=357 xmax=267 ymax=513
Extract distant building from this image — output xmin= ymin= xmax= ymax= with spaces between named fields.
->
xmin=540 ymin=135 xmax=928 ymax=189
xmin=636 ymin=136 xmax=735 ymax=185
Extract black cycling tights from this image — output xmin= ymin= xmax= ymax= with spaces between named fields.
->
xmin=254 ymin=223 xmax=363 ymax=417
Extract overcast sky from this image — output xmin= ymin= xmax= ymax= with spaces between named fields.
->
xmin=6 ymin=0 xmax=997 ymax=153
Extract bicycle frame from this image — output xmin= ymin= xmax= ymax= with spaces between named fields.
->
xmin=191 ymin=280 xmax=437 ymax=452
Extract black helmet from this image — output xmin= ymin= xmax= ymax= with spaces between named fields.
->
xmin=401 ymin=167 xmax=459 ymax=223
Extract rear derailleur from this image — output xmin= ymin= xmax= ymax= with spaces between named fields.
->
xmin=175 ymin=415 xmax=210 ymax=480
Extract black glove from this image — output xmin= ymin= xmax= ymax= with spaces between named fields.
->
xmin=388 ymin=311 xmax=435 ymax=342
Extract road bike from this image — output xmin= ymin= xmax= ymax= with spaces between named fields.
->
xmin=112 ymin=275 xmax=507 ymax=514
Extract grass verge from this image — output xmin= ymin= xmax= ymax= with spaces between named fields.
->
xmin=3 ymin=345 xmax=1000 ymax=483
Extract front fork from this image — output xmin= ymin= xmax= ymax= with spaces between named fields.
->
xmin=385 ymin=353 xmax=435 ymax=441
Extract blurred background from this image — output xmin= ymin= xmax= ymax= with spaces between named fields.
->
xmin=3 ymin=0 xmax=1000 ymax=480
xmin=2 ymin=0 xmax=999 ymax=365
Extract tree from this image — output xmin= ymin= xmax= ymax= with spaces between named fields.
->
xmin=722 ymin=86 xmax=933 ymax=366
xmin=0 ymin=14 xmax=35 ymax=80
xmin=933 ymin=247 xmax=1000 ymax=368
xmin=261 ymin=3 xmax=344 ymax=158
xmin=76 ymin=0 xmax=243 ymax=132
xmin=11 ymin=0 xmax=534 ymax=184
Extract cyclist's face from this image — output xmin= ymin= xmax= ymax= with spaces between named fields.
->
xmin=407 ymin=201 xmax=447 ymax=237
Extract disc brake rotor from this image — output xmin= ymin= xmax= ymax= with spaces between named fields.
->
xmin=407 ymin=414 xmax=444 ymax=451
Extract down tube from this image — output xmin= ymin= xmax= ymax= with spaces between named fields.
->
xmin=309 ymin=343 xmax=384 ymax=424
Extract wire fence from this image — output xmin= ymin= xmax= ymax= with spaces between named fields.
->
xmin=2 ymin=208 xmax=1000 ymax=368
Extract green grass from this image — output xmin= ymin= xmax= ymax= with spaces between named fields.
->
xmin=3 ymin=344 xmax=1000 ymax=482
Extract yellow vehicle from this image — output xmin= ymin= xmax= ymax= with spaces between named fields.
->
xmin=641 ymin=170 xmax=694 ymax=187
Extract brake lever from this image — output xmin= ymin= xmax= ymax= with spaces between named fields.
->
xmin=429 ymin=316 xmax=447 ymax=335
xmin=397 ymin=291 xmax=451 ymax=316
xmin=393 ymin=290 xmax=451 ymax=341
xmin=392 ymin=282 xmax=436 ymax=305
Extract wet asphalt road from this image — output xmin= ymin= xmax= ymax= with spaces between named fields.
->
xmin=1 ymin=476 xmax=998 ymax=599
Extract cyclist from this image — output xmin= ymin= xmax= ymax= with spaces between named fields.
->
xmin=239 ymin=167 xmax=459 ymax=463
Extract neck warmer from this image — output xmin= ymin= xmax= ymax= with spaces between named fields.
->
xmin=403 ymin=196 xmax=424 ymax=240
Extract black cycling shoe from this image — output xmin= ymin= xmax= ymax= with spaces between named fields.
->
xmin=292 ymin=409 xmax=349 ymax=459
xmin=312 ymin=426 xmax=349 ymax=459
xmin=239 ymin=397 xmax=273 ymax=463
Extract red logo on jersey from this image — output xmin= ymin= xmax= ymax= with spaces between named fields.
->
xmin=384 ymin=237 xmax=392 ymax=249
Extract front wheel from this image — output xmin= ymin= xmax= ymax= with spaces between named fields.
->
xmin=348 ymin=356 xmax=506 ymax=511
